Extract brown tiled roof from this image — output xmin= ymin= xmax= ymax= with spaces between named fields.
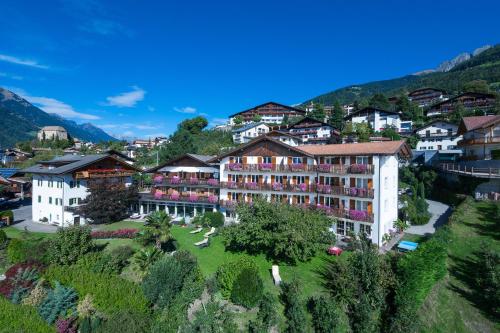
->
xmin=297 ymin=140 xmax=411 ymax=157
xmin=458 ymin=115 xmax=500 ymax=134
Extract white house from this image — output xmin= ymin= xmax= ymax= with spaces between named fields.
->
xmin=212 ymin=136 xmax=411 ymax=246
xmin=458 ymin=115 xmax=500 ymax=160
xmin=286 ymin=117 xmax=341 ymax=144
xmin=23 ymin=154 xmax=136 ymax=226
xmin=344 ymin=107 xmax=402 ymax=132
xmin=415 ymin=121 xmax=462 ymax=151
xmin=232 ymin=123 xmax=270 ymax=144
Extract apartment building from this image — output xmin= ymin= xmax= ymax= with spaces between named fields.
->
xmin=427 ymin=92 xmax=496 ymax=117
xmin=344 ymin=107 xmax=402 ymax=132
xmin=138 ymin=154 xmax=220 ymax=218
xmin=286 ymin=117 xmax=340 ymax=144
xmin=211 ymin=136 xmax=411 ymax=246
xmin=408 ymin=88 xmax=447 ymax=107
xmin=229 ymin=102 xmax=306 ymax=125
xmin=414 ymin=120 xmax=461 ymax=151
xmin=23 ymin=153 xmax=136 ymax=226
xmin=232 ymin=123 xmax=270 ymax=144
xmin=458 ymin=115 xmax=500 ymax=160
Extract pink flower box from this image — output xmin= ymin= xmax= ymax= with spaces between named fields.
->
xmin=349 ymin=188 xmax=358 ymax=196
xmin=153 ymin=175 xmax=164 ymax=184
xmin=246 ymin=182 xmax=258 ymax=190
xmin=154 ymin=190 xmax=164 ymax=200
xmin=169 ymin=193 xmax=180 ymax=201
xmin=349 ymin=209 xmax=368 ymax=221
xmin=272 ymin=182 xmax=283 ymax=191
xmin=188 ymin=194 xmax=198 ymax=202
xmin=227 ymin=181 xmax=238 ymax=189
xmin=350 ymin=164 xmax=368 ymax=174
xmin=298 ymin=183 xmax=307 ymax=192
xmin=317 ymin=164 xmax=332 ymax=172
xmin=170 ymin=176 xmax=181 ymax=184
xmin=228 ymin=163 xmax=242 ymax=171
xmin=291 ymin=163 xmax=305 ymax=171
xmin=189 ymin=177 xmax=199 ymax=185
xmin=258 ymin=163 xmax=272 ymax=171
xmin=208 ymin=195 xmax=218 ymax=203
xmin=207 ymin=178 xmax=219 ymax=186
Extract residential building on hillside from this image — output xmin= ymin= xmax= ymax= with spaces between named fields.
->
xmin=232 ymin=123 xmax=270 ymax=144
xmin=285 ymin=116 xmax=340 ymax=144
xmin=138 ymin=154 xmax=219 ymax=218
xmin=265 ymin=130 xmax=303 ymax=146
xmin=23 ymin=153 xmax=136 ymax=226
xmin=229 ymin=102 xmax=306 ymax=125
xmin=414 ymin=120 xmax=462 ymax=151
xmin=457 ymin=115 xmax=500 ymax=160
xmin=0 ymin=149 xmax=32 ymax=166
xmin=400 ymin=120 xmax=413 ymax=134
xmin=133 ymin=139 xmax=154 ymax=149
xmin=427 ymin=92 xmax=496 ymax=117
xmin=211 ymin=136 xmax=411 ymax=246
xmin=37 ymin=126 xmax=68 ymax=141
xmin=344 ymin=107 xmax=402 ymax=132
xmin=408 ymin=88 xmax=447 ymax=107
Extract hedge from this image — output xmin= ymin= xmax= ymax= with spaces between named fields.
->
xmin=43 ymin=265 xmax=150 ymax=316
xmin=0 ymin=210 xmax=14 ymax=224
xmin=0 ymin=296 xmax=55 ymax=333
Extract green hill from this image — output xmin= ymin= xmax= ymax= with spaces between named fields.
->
xmin=305 ymin=44 xmax=500 ymax=105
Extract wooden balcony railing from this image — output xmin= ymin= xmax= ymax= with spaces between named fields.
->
xmin=316 ymin=164 xmax=375 ymax=175
xmin=75 ymin=169 xmax=134 ymax=179
xmin=224 ymin=163 xmax=375 ymax=174
xmin=457 ymin=136 xmax=500 ymax=146
xmin=152 ymin=177 xmax=219 ymax=187
xmin=220 ymin=181 xmax=316 ymax=193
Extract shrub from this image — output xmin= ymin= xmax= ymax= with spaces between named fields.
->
xmin=281 ymin=279 xmax=307 ymax=333
xmin=22 ymin=281 xmax=48 ymax=307
xmin=215 ymin=256 xmax=258 ymax=299
xmin=180 ymin=298 xmax=238 ymax=333
xmin=0 ymin=261 xmax=44 ymax=300
xmin=203 ymin=212 xmax=224 ymax=227
xmin=96 ymin=310 xmax=152 ymax=333
xmin=0 ymin=229 xmax=7 ymax=247
xmin=56 ymin=317 xmax=77 ymax=333
xmin=309 ymin=295 xmax=348 ymax=333
xmin=44 ymin=265 xmax=149 ymax=316
xmin=77 ymin=294 xmax=97 ymax=318
xmin=249 ymin=293 xmax=279 ymax=332
xmin=75 ymin=252 xmax=124 ymax=275
xmin=230 ymin=266 xmax=263 ymax=308
xmin=0 ymin=296 xmax=55 ymax=333
xmin=109 ymin=245 xmax=135 ymax=268
xmin=38 ymin=281 xmax=78 ymax=324
xmin=0 ymin=210 xmax=14 ymax=223
xmin=7 ymin=238 xmax=51 ymax=264
xmin=48 ymin=226 xmax=94 ymax=265
xmin=475 ymin=243 xmax=500 ymax=316
xmin=133 ymin=247 xmax=163 ymax=275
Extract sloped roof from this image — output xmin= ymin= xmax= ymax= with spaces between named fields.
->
xmin=408 ymin=87 xmax=447 ymax=96
xmin=344 ymin=107 xmax=400 ymax=120
xmin=147 ymin=153 xmax=217 ymax=173
xmin=229 ymin=102 xmax=306 ymax=118
xmin=297 ymin=140 xmax=412 ymax=157
xmin=457 ymin=115 xmax=500 ymax=135
xmin=0 ymin=168 xmax=20 ymax=178
xmin=40 ymin=126 xmax=66 ymax=131
xmin=232 ymin=122 xmax=268 ymax=133
xmin=413 ymin=120 xmax=457 ymax=133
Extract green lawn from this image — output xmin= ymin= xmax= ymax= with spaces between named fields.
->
xmin=2 ymin=226 xmax=55 ymax=240
xmin=95 ymin=220 xmax=146 ymax=231
xmin=418 ymin=199 xmax=500 ymax=333
xmin=402 ymin=233 xmax=429 ymax=244
xmin=171 ymin=225 xmax=334 ymax=299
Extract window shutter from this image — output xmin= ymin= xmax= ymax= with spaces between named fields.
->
xmin=350 ymin=199 xmax=355 ymax=210
xmin=368 ymin=156 xmax=373 ymax=165
xmin=320 ymin=176 xmax=324 ymax=184
xmin=272 ymin=156 xmax=276 ymax=166
xmin=271 ymin=175 xmax=275 ymax=184
xmin=319 ymin=196 xmax=324 ymax=205
xmin=243 ymin=156 xmax=247 ymax=164
xmin=368 ymin=179 xmax=373 ymax=189
xmin=305 ymin=196 xmax=310 ymax=204
xmin=367 ymin=202 xmax=373 ymax=214
xmin=258 ymin=156 xmax=263 ymax=164
xmin=229 ymin=157 xmax=234 ymax=163
xmin=319 ymin=157 xmax=324 ymax=164
xmin=287 ymin=156 xmax=292 ymax=164
xmin=350 ymin=177 xmax=356 ymax=187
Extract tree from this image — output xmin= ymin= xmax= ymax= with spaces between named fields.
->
xmin=48 ymin=226 xmax=93 ymax=265
xmin=179 ymin=116 xmax=209 ymax=134
xmin=80 ymin=180 xmax=139 ymax=224
xmin=251 ymin=293 xmax=278 ymax=332
xmin=222 ymin=197 xmax=335 ymax=263
xmin=230 ymin=266 xmax=264 ymax=308
xmin=309 ymin=103 xmax=326 ymax=122
xmin=133 ymin=247 xmax=163 ymax=275
xmin=329 ymin=100 xmax=344 ymax=130
xmin=462 ymin=80 xmax=491 ymax=94
xmin=252 ymin=114 xmax=262 ymax=122
xmin=380 ymin=125 xmax=401 ymax=140
xmin=181 ymin=298 xmax=238 ymax=333
xmin=281 ymin=114 xmax=289 ymax=126
xmin=233 ymin=115 xmax=244 ymax=125
xmin=281 ymin=279 xmax=307 ymax=333
xmin=309 ymin=295 xmax=348 ymax=333
xmin=144 ymin=210 xmax=172 ymax=249
xmin=369 ymin=93 xmax=391 ymax=110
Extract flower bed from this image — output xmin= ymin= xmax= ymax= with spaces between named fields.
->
xmin=258 ymin=163 xmax=272 ymax=171
xmin=228 ymin=163 xmax=242 ymax=171
xmin=90 ymin=229 xmax=139 ymax=239
xmin=207 ymin=178 xmax=219 ymax=186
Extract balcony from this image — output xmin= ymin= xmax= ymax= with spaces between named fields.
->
xmin=225 ymin=163 xmax=315 ymax=173
xmin=220 ymin=181 xmax=316 ymax=193
xmin=316 ymin=164 xmax=375 ymax=175
xmin=420 ymin=132 xmax=457 ymax=138
xmin=316 ymin=185 xmax=374 ymax=198
xmin=140 ymin=192 xmax=219 ymax=204
xmin=458 ymin=136 xmax=500 ymax=146
xmin=75 ymin=169 xmax=134 ymax=179
xmin=152 ymin=176 xmax=219 ymax=187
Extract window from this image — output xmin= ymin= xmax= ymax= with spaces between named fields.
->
xmin=37 ymin=195 xmax=41 ymax=203
xmin=356 ymin=156 xmax=368 ymax=164
xmin=49 ymin=197 xmax=52 ymax=204
xmin=250 ymin=175 xmax=259 ymax=183
xmin=295 ymin=176 xmax=305 ymax=184
xmin=346 ymin=222 xmax=354 ymax=234
xmin=360 ymin=224 xmax=372 ymax=236
xmin=292 ymin=157 xmax=303 ymax=164
xmin=337 ymin=221 xmax=345 ymax=235
xmin=57 ymin=181 xmax=63 ymax=188
xmin=356 ymin=200 xmax=368 ymax=211
xmin=69 ymin=181 xmax=75 ymax=188
xmin=233 ymin=156 xmax=242 ymax=163
xmin=76 ymin=181 xmax=81 ymax=188
xmin=48 ymin=180 xmax=53 ymax=188
xmin=37 ymin=179 xmax=42 ymax=186
xmin=263 ymin=156 xmax=272 ymax=164
xmin=275 ymin=175 xmax=284 ymax=184
xmin=355 ymin=178 xmax=368 ymax=189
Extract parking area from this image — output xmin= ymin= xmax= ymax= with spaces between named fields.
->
xmin=8 ymin=202 xmax=58 ymax=233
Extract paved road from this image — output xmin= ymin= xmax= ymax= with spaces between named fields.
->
xmin=406 ymin=199 xmax=451 ymax=236
xmin=10 ymin=203 xmax=59 ymax=233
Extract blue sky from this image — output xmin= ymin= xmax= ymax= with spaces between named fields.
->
xmin=0 ymin=0 xmax=498 ymax=139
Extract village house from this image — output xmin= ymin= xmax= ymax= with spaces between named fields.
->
xmin=457 ymin=115 xmax=500 ymax=160
xmin=414 ymin=120 xmax=462 ymax=151
xmin=229 ymin=102 xmax=306 ymax=125
xmin=232 ymin=123 xmax=270 ymax=144
xmin=426 ymin=92 xmax=496 ymax=117
xmin=344 ymin=107 xmax=402 ymax=132
xmin=408 ymin=88 xmax=447 ymax=107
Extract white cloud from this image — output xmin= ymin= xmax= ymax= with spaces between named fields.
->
xmin=174 ymin=106 xmax=197 ymax=114
xmin=0 ymin=72 xmax=23 ymax=80
xmin=13 ymin=88 xmax=99 ymax=120
xmin=105 ymin=86 xmax=145 ymax=107
xmin=0 ymin=54 xmax=49 ymax=69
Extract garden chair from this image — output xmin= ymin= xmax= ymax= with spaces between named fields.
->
xmin=272 ymin=265 xmax=282 ymax=286
xmin=204 ymin=227 xmax=216 ymax=237
xmin=194 ymin=237 xmax=209 ymax=247
xmin=190 ymin=227 xmax=203 ymax=234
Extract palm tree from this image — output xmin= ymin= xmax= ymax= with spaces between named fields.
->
xmin=145 ymin=210 xmax=172 ymax=249
xmin=133 ymin=247 xmax=162 ymax=275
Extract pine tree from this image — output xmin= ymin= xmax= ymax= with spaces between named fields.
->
xmin=38 ymin=281 xmax=77 ymax=324
xmin=281 ymin=279 xmax=308 ymax=333
xmin=330 ymin=100 xmax=345 ymax=130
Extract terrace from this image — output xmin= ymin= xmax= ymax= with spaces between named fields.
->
xmin=140 ymin=191 xmax=219 ymax=204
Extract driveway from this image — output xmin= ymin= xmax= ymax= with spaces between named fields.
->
xmin=406 ymin=199 xmax=451 ymax=236
xmin=9 ymin=203 xmax=59 ymax=233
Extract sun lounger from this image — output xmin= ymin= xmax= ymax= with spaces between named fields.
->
xmin=204 ymin=227 xmax=216 ymax=237
xmin=194 ymin=237 xmax=209 ymax=247
xmin=190 ymin=227 xmax=203 ymax=234
xmin=272 ymin=265 xmax=282 ymax=286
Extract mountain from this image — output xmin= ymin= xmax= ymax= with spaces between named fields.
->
xmin=0 ymin=87 xmax=116 ymax=148
xmin=305 ymin=44 xmax=500 ymax=106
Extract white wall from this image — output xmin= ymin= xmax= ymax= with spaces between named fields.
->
xmin=416 ymin=122 xmax=461 ymax=151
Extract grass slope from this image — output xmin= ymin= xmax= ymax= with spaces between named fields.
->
xmin=419 ymin=199 xmax=500 ymax=333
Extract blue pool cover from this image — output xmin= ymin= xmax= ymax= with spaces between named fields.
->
xmin=397 ymin=240 xmax=418 ymax=251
